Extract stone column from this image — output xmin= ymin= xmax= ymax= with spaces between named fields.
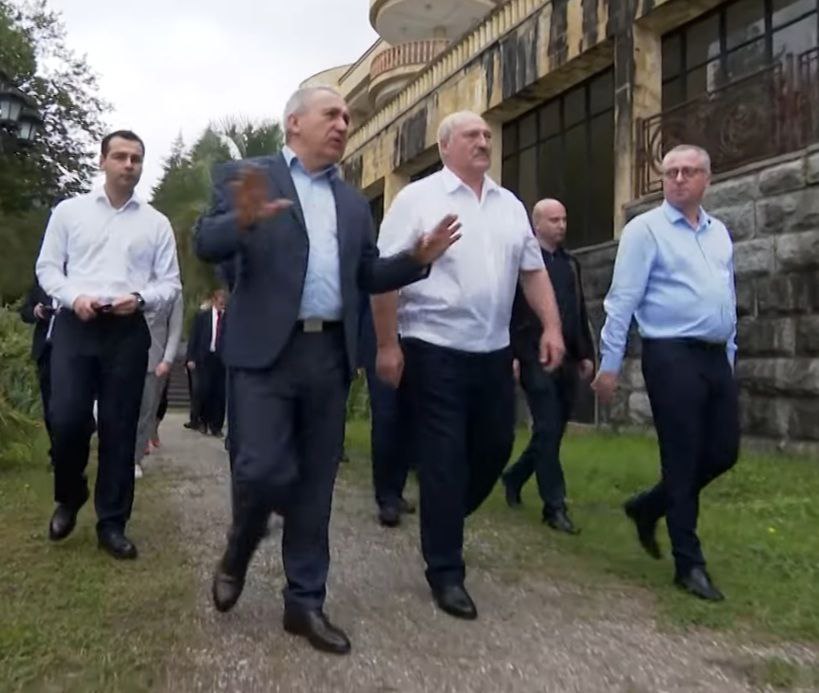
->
xmin=487 ymin=116 xmax=503 ymax=184
xmin=383 ymin=170 xmax=409 ymax=211
xmin=612 ymin=18 xmax=662 ymax=234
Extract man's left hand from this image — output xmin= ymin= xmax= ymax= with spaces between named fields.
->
xmin=112 ymin=294 xmax=139 ymax=315
xmin=578 ymin=359 xmax=595 ymax=381
xmin=538 ymin=328 xmax=565 ymax=372
xmin=155 ymin=361 xmax=172 ymax=378
xmin=411 ymin=214 xmax=462 ymax=266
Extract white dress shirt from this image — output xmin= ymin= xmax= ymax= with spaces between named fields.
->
xmin=377 ymin=167 xmax=544 ymax=353
xmin=209 ymin=306 xmax=221 ymax=352
xmin=36 ymin=189 xmax=181 ymax=312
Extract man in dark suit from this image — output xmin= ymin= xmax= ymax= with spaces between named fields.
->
xmin=19 ymin=278 xmax=57 ymax=461
xmin=186 ymin=288 xmax=227 ymax=436
xmin=196 ymin=85 xmax=457 ymax=655
xmin=502 ymin=199 xmax=596 ymax=534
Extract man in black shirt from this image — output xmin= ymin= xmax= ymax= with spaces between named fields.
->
xmin=503 ymin=199 xmax=595 ymax=534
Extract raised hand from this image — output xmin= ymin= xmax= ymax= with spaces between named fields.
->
xmin=412 ymin=214 xmax=462 ymax=266
xmin=230 ymin=165 xmax=293 ymax=230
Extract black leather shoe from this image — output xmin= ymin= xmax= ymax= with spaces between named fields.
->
xmin=183 ymin=421 xmax=195 ymax=429
xmin=398 ymin=497 xmax=416 ymax=514
xmin=502 ymin=474 xmax=522 ymax=508
xmin=431 ymin=583 xmax=478 ymax=620
xmin=543 ymin=508 xmax=580 ymax=535
xmin=97 ymin=529 xmax=138 ymax=560
xmin=212 ymin=564 xmax=245 ymax=612
xmin=624 ymin=497 xmax=662 ymax=560
xmin=675 ymin=567 xmax=725 ymax=602
xmin=378 ymin=504 xmax=400 ymax=527
xmin=48 ymin=486 xmax=89 ymax=541
xmin=283 ymin=608 xmax=351 ymax=655
xmin=211 ymin=429 xmax=224 ymax=438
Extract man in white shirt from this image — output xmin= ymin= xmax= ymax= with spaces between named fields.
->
xmin=372 ymin=111 xmax=565 ymax=619
xmin=36 ymin=130 xmax=181 ymax=560
xmin=134 ymin=291 xmax=184 ymax=478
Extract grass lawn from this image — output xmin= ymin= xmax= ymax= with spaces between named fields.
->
xmin=0 ymin=433 xmax=195 ymax=692
xmin=343 ymin=419 xmax=819 ymax=645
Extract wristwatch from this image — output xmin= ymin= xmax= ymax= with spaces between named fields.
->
xmin=131 ymin=292 xmax=146 ymax=311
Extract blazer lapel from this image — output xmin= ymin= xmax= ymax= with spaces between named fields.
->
xmin=267 ymin=153 xmax=307 ymax=234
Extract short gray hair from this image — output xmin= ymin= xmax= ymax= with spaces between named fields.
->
xmin=282 ymin=86 xmax=343 ymax=140
xmin=436 ymin=110 xmax=485 ymax=148
xmin=662 ymin=144 xmax=712 ymax=174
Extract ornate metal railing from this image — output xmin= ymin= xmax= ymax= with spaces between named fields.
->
xmin=636 ymin=48 xmax=819 ymax=196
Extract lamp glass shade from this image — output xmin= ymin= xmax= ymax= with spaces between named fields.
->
xmin=0 ymin=90 xmax=24 ymax=122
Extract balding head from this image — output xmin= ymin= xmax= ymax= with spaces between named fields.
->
xmin=436 ymin=110 xmax=492 ymax=182
xmin=532 ymin=198 xmax=567 ymax=250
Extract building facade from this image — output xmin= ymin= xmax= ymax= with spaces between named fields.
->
xmin=302 ymin=0 xmax=819 ymax=446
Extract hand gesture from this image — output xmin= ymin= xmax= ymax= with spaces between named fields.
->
xmin=538 ymin=327 xmax=565 ymax=372
xmin=591 ymin=371 xmax=618 ymax=405
xmin=112 ymin=294 xmax=139 ymax=316
xmin=412 ymin=214 xmax=462 ymax=266
xmin=72 ymin=295 xmax=99 ymax=322
xmin=231 ymin=165 xmax=293 ymax=230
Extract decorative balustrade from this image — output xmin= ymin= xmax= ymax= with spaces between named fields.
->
xmin=370 ymin=40 xmax=450 ymax=81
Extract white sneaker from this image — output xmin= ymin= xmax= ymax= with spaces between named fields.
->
xmin=134 ymin=463 xmax=144 ymax=480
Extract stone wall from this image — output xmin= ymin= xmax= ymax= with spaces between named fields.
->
xmin=575 ymin=146 xmax=819 ymax=447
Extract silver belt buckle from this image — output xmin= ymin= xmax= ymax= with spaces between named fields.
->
xmin=303 ymin=318 xmax=323 ymax=333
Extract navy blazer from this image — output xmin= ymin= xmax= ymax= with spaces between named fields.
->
xmin=195 ymin=153 xmax=427 ymax=374
xmin=186 ymin=308 xmax=224 ymax=365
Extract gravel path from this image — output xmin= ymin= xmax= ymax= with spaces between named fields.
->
xmin=151 ymin=413 xmax=816 ymax=692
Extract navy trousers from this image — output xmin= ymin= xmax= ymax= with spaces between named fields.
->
xmin=631 ymin=338 xmax=740 ymax=575
xmin=401 ymin=338 xmax=515 ymax=589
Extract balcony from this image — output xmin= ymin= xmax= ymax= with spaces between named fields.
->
xmin=370 ymin=0 xmax=502 ymax=44
xmin=636 ymin=48 xmax=819 ymax=196
xmin=369 ymin=39 xmax=449 ymax=108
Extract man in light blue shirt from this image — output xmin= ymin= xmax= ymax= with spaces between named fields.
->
xmin=593 ymin=144 xmax=739 ymax=602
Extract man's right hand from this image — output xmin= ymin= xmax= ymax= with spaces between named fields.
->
xmin=376 ymin=343 xmax=404 ymax=389
xmin=591 ymin=371 xmax=619 ymax=405
xmin=72 ymin=295 xmax=99 ymax=322
xmin=230 ymin=165 xmax=293 ymax=230
xmin=34 ymin=303 xmax=48 ymax=321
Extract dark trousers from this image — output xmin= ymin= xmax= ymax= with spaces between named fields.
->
xmin=187 ymin=365 xmax=200 ymax=426
xmin=503 ymin=361 xmax=577 ymax=514
xmin=365 ymin=364 xmax=409 ymax=510
xmin=196 ymin=352 xmax=226 ymax=433
xmin=227 ymin=327 xmax=348 ymax=610
xmin=401 ymin=338 xmax=515 ymax=589
xmin=630 ymin=339 xmax=740 ymax=575
xmin=156 ymin=377 xmax=169 ymax=422
xmin=36 ymin=346 xmax=54 ymax=463
xmin=49 ymin=312 xmax=149 ymax=531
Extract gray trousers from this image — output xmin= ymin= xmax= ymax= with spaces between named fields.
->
xmin=135 ymin=372 xmax=164 ymax=465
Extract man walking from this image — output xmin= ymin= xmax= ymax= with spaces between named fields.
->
xmin=36 ymin=130 xmax=181 ymax=559
xmin=373 ymin=111 xmax=565 ymax=620
xmin=134 ymin=291 xmax=183 ymax=478
xmin=592 ymin=144 xmax=738 ymax=601
xmin=502 ymin=199 xmax=595 ymax=534
xmin=186 ymin=289 xmax=227 ymax=437
xmin=195 ymin=86 xmax=457 ymax=654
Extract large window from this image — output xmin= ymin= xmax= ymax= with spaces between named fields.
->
xmin=501 ymin=69 xmax=614 ymax=250
xmin=663 ymin=0 xmax=819 ymax=106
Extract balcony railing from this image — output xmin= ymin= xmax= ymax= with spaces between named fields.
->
xmin=636 ymin=48 xmax=819 ymax=196
xmin=370 ymin=40 xmax=450 ymax=80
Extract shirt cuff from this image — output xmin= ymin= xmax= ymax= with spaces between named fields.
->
xmin=599 ymin=351 xmax=624 ymax=374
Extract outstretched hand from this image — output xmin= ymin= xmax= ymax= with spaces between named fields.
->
xmin=230 ymin=165 xmax=293 ymax=230
xmin=412 ymin=214 xmax=462 ymax=266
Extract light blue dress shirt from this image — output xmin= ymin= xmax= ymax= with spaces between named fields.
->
xmin=282 ymin=146 xmax=343 ymax=320
xmin=599 ymin=201 xmax=737 ymax=373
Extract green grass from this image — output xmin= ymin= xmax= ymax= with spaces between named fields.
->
xmin=0 ymin=432 xmax=196 ymax=692
xmin=343 ymin=419 xmax=819 ymax=645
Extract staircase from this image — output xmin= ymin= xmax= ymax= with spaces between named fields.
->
xmin=167 ymin=345 xmax=190 ymax=409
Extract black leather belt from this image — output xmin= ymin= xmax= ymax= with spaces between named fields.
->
xmin=644 ymin=337 xmax=726 ymax=352
xmin=295 ymin=319 xmax=343 ymax=333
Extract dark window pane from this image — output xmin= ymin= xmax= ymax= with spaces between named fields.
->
xmin=502 ymin=154 xmax=519 ymax=194
xmin=726 ymin=0 xmax=766 ymax=50
xmin=725 ymin=38 xmax=768 ymax=82
xmin=589 ymin=70 xmax=614 ymax=114
xmin=773 ymin=15 xmax=819 ymax=62
xmin=502 ymin=122 xmax=518 ymax=155
xmin=663 ymin=77 xmax=685 ymax=108
xmin=519 ymin=112 xmax=538 ymax=149
xmin=685 ymin=13 xmax=721 ymax=67
xmin=538 ymin=101 xmax=560 ymax=138
xmin=662 ymin=33 xmax=683 ymax=79
xmin=772 ymin=0 xmax=817 ymax=28
xmin=563 ymin=125 xmax=589 ymax=247
xmin=537 ymin=137 xmax=564 ymax=202
xmin=588 ymin=113 xmax=614 ymax=247
xmin=564 ymin=86 xmax=586 ymax=127
xmin=517 ymin=146 xmax=538 ymax=214
xmin=686 ymin=60 xmax=720 ymax=97
xmin=370 ymin=195 xmax=384 ymax=234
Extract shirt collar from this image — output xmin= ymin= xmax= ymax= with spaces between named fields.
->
xmin=662 ymin=200 xmax=710 ymax=232
xmin=93 ymin=187 xmax=141 ymax=211
xmin=282 ymin=145 xmax=337 ymax=180
xmin=440 ymin=166 xmax=499 ymax=198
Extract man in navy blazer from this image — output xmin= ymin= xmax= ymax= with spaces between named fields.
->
xmin=195 ymin=85 xmax=459 ymax=655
